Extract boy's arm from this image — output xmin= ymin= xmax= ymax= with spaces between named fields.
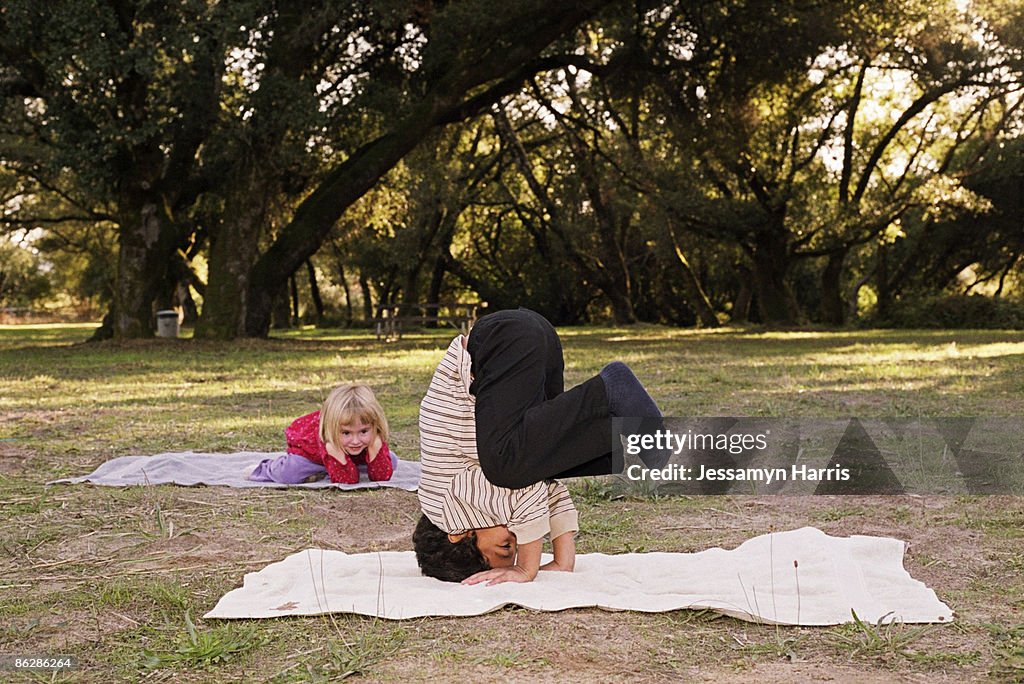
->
xmin=540 ymin=531 xmax=575 ymax=572
xmin=462 ymin=538 xmax=542 ymax=586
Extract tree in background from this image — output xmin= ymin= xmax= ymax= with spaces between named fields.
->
xmin=237 ymin=0 xmax=613 ymax=338
xmin=3 ymin=0 xmax=1022 ymax=333
xmin=0 ymin=0 xmax=240 ymax=337
xmin=1 ymin=0 xmax=612 ymax=339
xmin=0 ymin=232 xmax=51 ymax=310
xmin=633 ymin=0 xmax=1023 ymax=325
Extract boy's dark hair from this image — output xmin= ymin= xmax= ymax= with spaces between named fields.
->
xmin=412 ymin=514 xmax=489 ymax=582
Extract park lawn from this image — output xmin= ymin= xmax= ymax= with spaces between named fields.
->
xmin=1 ymin=323 xmax=1023 ymax=682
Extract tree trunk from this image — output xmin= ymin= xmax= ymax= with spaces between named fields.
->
xmin=89 ymin=309 xmax=116 ymax=342
xmin=306 ymin=259 xmax=324 ymax=324
xmin=400 ymin=266 xmax=423 ymax=311
xmin=270 ymin=282 xmax=290 ymax=329
xmin=289 ymin=274 xmax=300 ymax=325
xmin=750 ymin=229 xmax=802 ymax=326
xmin=667 ymin=224 xmax=719 ymax=328
xmin=271 ymin=283 xmax=291 ymax=329
xmin=590 ymin=207 xmax=636 ymax=324
xmin=732 ymin=264 xmax=754 ymax=323
xmin=359 ymin=272 xmax=374 ymax=321
xmin=426 ymin=256 xmax=447 ymax=327
xmin=178 ymin=285 xmax=199 ymax=324
xmin=846 ymin=270 xmax=873 ymax=323
xmin=875 ymin=243 xmax=892 ymax=320
xmin=603 ymin=284 xmax=637 ymax=325
xmin=111 ymin=190 xmax=180 ymax=338
xmin=167 ymin=250 xmax=204 ymax=324
xmin=819 ymin=247 xmax=848 ymax=326
xmin=428 ymin=255 xmax=447 ymax=300
xmin=194 ymin=168 xmax=268 ymax=340
xmin=337 ymin=260 xmax=353 ymax=325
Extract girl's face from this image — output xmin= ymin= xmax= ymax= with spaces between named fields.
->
xmin=337 ymin=419 xmax=376 ymax=455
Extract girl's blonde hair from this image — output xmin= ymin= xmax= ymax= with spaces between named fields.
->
xmin=319 ymin=384 xmax=389 ymax=446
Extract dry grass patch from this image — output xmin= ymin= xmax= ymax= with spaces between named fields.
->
xmin=2 ymin=325 xmax=1022 ymax=681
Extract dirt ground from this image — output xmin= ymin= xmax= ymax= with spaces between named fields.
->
xmin=6 ymin=454 xmax=1022 ymax=682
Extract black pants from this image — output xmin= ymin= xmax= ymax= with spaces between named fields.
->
xmin=468 ymin=309 xmax=618 ymax=489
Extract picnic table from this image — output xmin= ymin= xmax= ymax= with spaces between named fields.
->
xmin=373 ymin=302 xmax=482 ymax=341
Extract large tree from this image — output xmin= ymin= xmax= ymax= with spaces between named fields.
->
xmin=234 ymin=0 xmax=614 ymax=338
xmin=1 ymin=0 xmax=612 ymax=339
xmin=0 ymin=0 xmax=243 ymax=338
xmin=633 ymin=0 xmax=1022 ymax=324
xmin=6 ymin=0 xmax=1021 ymax=332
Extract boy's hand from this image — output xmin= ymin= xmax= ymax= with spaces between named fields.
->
xmin=540 ymin=531 xmax=575 ymax=572
xmin=539 ymin=559 xmax=573 ymax=572
xmin=462 ymin=565 xmax=536 ymax=586
xmin=462 ymin=538 xmax=542 ymax=586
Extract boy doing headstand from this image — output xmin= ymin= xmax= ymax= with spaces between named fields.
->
xmin=414 ymin=309 xmax=663 ymax=585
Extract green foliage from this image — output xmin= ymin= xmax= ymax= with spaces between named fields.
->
xmin=34 ymin=223 xmax=118 ymax=305
xmin=0 ymin=235 xmax=52 ymax=308
xmin=879 ymin=294 xmax=1024 ymax=329
xmin=2 ymin=0 xmax=222 ymax=187
xmin=2 ymin=0 xmax=1023 ymax=334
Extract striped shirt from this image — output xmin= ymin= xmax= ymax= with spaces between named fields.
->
xmin=418 ymin=335 xmax=578 ymax=545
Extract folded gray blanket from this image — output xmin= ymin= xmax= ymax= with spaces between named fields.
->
xmin=48 ymin=451 xmax=420 ymax=491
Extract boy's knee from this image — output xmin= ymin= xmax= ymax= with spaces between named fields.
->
xmin=478 ymin=456 xmax=532 ymax=490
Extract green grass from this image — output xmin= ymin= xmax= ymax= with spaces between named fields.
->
xmin=142 ymin=612 xmax=266 ymax=670
xmin=989 ymin=624 xmax=1024 ymax=680
xmin=2 ymin=323 xmax=1024 ymax=681
xmin=828 ymin=610 xmax=935 ymax=658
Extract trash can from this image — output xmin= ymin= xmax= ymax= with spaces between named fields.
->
xmin=156 ymin=309 xmax=180 ymax=338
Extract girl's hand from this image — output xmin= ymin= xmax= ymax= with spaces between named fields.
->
xmin=365 ymin=434 xmax=384 ymax=462
xmin=324 ymin=441 xmax=348 ymax=465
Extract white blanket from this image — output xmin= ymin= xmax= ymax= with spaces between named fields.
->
xmin=49 ymin=451 xmax=420 ymax=491
xmin=204 ymin=527 xmax=952 ymax=626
